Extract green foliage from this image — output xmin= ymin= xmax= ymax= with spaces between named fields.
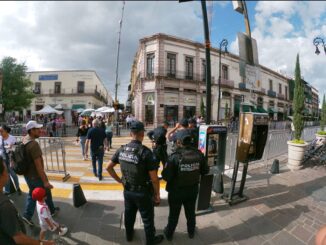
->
xmin=200 ymin=97 xmax=206 ymax=118
xmin=1 ymin=57 xmax=34 ymax=113
xmin=321 ymin=94 xmax=326 ymax=131
xmin=292 ymin=54 xmax=305 ymax=141
xmin=317 ymin=131 xmax=326 ymax=135
xmin=290 ymin=139 xmax=305 ymax=144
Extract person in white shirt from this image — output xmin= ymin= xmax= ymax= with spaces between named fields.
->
xmin=32 ymin=187 xmax=68 ymax=240
xmin=0 ymin=125 xmax=21 ymax=195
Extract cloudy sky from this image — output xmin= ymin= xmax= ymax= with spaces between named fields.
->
xmin=0 ymin=1 xmax=325 ymax=105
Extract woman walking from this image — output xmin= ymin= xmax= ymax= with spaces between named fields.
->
xmin=0 ymin=125 xmax=22 ymax=195
xmin=76 ymin=120 xmax=89 ymax=160
xmin=105 ymin=121 xmax=113 ymax=149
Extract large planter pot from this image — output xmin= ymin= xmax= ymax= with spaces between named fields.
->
xmin=287 ymin=141 xmax=309 ymax=171
xmin=315 ymin=134 xmax=326 ymax=146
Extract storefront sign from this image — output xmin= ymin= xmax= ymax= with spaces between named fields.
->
xmin=184 ymin=95 xmax=197 ymax=106
xmin=164 ymin=93 xmax=179 ymax=105
xmin=39 ymin=74 xmax=58 ymax=81
xmin=145 ymin=93 xmax=155 ymax=105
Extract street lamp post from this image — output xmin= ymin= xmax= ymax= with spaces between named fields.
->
xmin=217 ymin=39 xmax=228 ymax=123
xmin=313 ymin=37 xmax=326 ymax=55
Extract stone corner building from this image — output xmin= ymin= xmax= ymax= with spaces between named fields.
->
xmin=127 ymin=33 xmax=319 ymax=127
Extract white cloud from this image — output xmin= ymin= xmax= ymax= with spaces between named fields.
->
xmin=231 ymin=1 xmax=326 ymax=104
xmin=0 ymin=1 xmax=203 ymax=103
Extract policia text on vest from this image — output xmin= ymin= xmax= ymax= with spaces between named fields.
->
xmin=106 ymin=121 xmax=164 ymax=245
xmin=162 ymin=130 xmax=209 ymax=241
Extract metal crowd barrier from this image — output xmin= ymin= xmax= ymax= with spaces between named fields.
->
xmin=224 ymin=126 xmax=320 ymax=169
xmin=14 ymin=136 xmax=70 ymax=181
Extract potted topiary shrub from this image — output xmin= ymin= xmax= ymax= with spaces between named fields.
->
xmin=287 ymin=54 xmax=309 ymax=171
xmin=316 ymin=94 xmax=326 ymax=146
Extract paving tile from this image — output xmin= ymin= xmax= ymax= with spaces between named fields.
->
xmin=291 ymin=225 xmax=314 ymax=243
xmin=270 ymin=231 xmax=306 ymax=245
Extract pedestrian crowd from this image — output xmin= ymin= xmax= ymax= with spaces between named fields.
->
xmin=1 ymin=117 xmax=325 ymax=245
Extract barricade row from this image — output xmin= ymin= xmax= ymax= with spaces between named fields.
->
xmin=15 ymin=136 xmax=70 ymax=181
xmin=224 ymin=126 xmax=320 ymax=169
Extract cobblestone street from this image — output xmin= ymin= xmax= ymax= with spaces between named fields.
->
xmin=10 ymin=159 xmax=326 ymax=245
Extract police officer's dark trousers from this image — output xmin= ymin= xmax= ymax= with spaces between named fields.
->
xmin=153 ymin=144 xmax=168 ymax=167
xmin=166 ymin=186 xmax=198 ymax=235
xmin=124 ymin=189 xmax=156 ymax=245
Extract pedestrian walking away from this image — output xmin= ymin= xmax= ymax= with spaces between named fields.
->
xmin=105 ymin=121 xmax=113 ymax=149
xmin=147 ymin=121 xmax=169 ymax=168
xmin=162 ymin=130 xmax=209 ymax=241
xmin=0 ymin=125 xmax=22 ymax=195
xmin=22 ymin=121 xmax=59 ymax=227
xmin=106 ymin=120 xmax=164 ymax=245
xmin=76 ymin=119 xmax=89 ymax=160
xmin=85 ymin=119 xmax=108 ymax=181
xmin=0 ymin=159 xmax=55 ymax=245
xmin=32 ymin=187 xmax=68 ymax=240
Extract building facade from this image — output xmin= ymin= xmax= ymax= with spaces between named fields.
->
xmin=128 ymin=33 xmax=318 ymax=126
xmin=26 ymin=70 xmax=112 ymax=125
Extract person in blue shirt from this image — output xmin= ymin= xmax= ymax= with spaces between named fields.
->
xmin=85 ymin=119 xmax=108 ymax=181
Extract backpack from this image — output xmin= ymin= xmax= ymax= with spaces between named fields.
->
xmin=11 ymin=141 xmax=33 ymax=175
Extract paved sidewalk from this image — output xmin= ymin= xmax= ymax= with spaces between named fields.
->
xmin=10 ymin=161 xmax=326 ymax=245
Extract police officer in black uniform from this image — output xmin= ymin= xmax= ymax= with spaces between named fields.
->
xmin=162 ymin=130 xmax=209 ymax=241
xmin=147 ymin=121 xmax=169 ymax=167
xmin=106 ymin=121 xmax=164 ymax=245
xmin=187 ymin=118 xmax=199 ymax=148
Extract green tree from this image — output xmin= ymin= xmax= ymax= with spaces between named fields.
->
xmin=1 ymin=57 xmax=34 ymax=115
xmin=200 ymin=97 xmax=206 ymax=118
xmin=293 ymin=54 xmax=305 ymax=141
xmin=321 ymin=94 xmax=326 ymax=131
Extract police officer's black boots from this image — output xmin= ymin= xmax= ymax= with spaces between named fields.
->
xmin=151 ymin=234 xmax=164 ymax=244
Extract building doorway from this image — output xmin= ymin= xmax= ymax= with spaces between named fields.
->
xmin=183 ymin=106 xmax=196 ymax=119
xmin=164 ymin=105 xmax=178 ymax=126
xmin=145 ymin=105 xmax=154 ymax=125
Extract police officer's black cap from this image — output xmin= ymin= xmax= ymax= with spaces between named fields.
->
xmin=179 ymin=118 xmax=189 ymax=127
xmin=130 ymin=121 xmax=146 ymax=132
xmin=188 ymin=118 xmax=196 ymax=124
xmin=175 ymin=130 xmax=192 ymax=145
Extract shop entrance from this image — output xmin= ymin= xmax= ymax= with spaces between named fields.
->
xmin=183 ymin=106 xmax=196 ymax=119
xmin=145 ymin=105 xmax=154 ymax=125
xmin=164 ymin=105 xmax=178 ymax=126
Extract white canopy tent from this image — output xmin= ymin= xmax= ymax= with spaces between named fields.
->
xmin=31 ymin=105 xmax=64 ymax=115
xmin=54 ymin=104 xmax=63 ymax=110
xmin=95 ymin=106 xmax=111 ymax=112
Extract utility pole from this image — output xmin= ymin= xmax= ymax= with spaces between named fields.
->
xmin=113 ymin=1 xmax=125 ymax=136
xmin=201 ymin=0 xmax=212 ymax=124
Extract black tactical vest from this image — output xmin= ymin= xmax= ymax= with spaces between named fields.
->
xmin=176 ymin=148 xmax=202 ymax=187
xmin=119 ymin=144 xmax=148 ymax=186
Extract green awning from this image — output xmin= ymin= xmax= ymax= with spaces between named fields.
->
xmin=268 ymin=108 xmax=276 ymax=113
xmin=257 ymin=107 xmax=268 ymax=113
xmin=72 ymin=104 xmax=86 ymax=110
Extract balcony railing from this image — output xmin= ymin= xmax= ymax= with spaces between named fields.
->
xmin=278 ymin=94 xmax=285 ymax=100
xmin=260 ymin=88 xmax=266 ymax=94
xmin=140 ymin=70 xmax=215 ymax=83
xmin=239 ymin=82 xmax=246 ymax=90
xmin=219 ymin=78 xmax=234 ymax=88
xmin=34 ymin=88 xmax=108 ymax=103
xmin=268 ymin=90 xmax=277 ymax=98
